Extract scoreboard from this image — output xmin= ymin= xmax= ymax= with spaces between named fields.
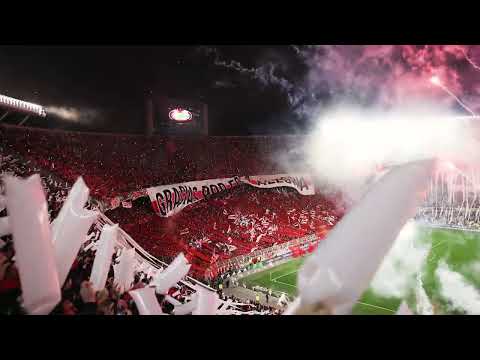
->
xmin=147 ymin=96 xmax=208 ymax=135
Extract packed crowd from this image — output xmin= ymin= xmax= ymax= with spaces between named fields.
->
xmin=0 ymin=126 xmax=298 ymax=315
xmin=417 ymin=179 xmax=480 ymax=230
xmin=0 ymin=170 xmax=279 ymax=316
xmin=218 ymin=293 xmax=282 ymax=315
xmin=1 ymin=125 xmax=339 ymax=277
xmin=0 ymin=145 xmax=78 ymax=220
xmin=1 ymin=227 xmax=277 ymax=315
xmin=416 ymin=206 xmax=480 ymax=230
xmin=107 ymin=185 xmax=340 ymax=279
xmin=1 ymin=125 xmax=305 ymax=204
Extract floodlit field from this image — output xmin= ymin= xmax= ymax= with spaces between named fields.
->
xmin=241 ymin=225 xmax=480 ymax=314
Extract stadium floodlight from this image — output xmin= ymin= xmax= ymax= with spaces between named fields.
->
xmin=169 ymin=108 xmax=193 ymax=123
xmin=0 ymin=94 xmax=47 ymax=117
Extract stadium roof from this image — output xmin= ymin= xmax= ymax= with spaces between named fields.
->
xmin=0 ymin=94 xmax=46 ymax=118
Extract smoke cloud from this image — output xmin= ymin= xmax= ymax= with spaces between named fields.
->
xmin=292 ymin=45 xmax=480 ymax=117
xmin=198 ymin=46 xmax=300 ymax=107
xmin=414 ymin=272 xmax=434 ymax=315
xmin=46 ymin=106 xmax=99 ymax=124
xmin=302 ymin=102 xmax=480 ymax=202
xmin=200 ymin=45 xmax=480 ymax=118
xmin=436 ymin=260 xmax=480 ymax=314
xmin=370 ymin=221 xmax=431 ymax=299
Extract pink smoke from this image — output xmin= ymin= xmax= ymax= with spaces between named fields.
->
xmin=201 ymin=45 xmax=480 ymax=117
xmin=299 ymin=45 xmax=480 ymax=114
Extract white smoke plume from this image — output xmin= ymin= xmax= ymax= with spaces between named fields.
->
xmin=370 ymin=220 xmax=431 ymax=299
xmin=436 ymin=260 xmax=480 ymax=314
xmin=199 ymin=46 xmax=302 ymax=108
xmin=303 ymin=102 xmax=480 ymax=202
xmin=461 ymin=261 xmax=480 ymax=282
xmin=291 ymin=45 xmax=480 ymax=117
xmin=415 ymin=272 xmax=434 ymax=315
xmin=201 ymin=45 xmax=480 ymax=118
xmin=46 ymin=106 xmax=99 ymax=124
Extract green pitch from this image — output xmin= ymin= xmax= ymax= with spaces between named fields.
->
xmin=241 ymin=225 xmax=480 ymax=314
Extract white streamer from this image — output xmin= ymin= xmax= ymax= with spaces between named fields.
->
xmin=5 ymin=174 xmax=61 ymax=315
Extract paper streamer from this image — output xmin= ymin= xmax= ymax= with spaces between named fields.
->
xmin=5 ymin=175 xmax=61 ymax=315
xmin=0 ymin=216 xmax=11 ymax=237
xmin=0 ymin=194 xmax=6 ymax=212
xmin=129 ymin=287 xmax=164 ymax=315
xmin=83 ymin=240 xmax=97 ymax=252
xmin=144 ymin=266 xmax=154 ymax=279
xmin=283 ymin=298 xmax=302 ymax=315
xmin=89 ymin=224 xmax=118 ymax=292
xmin=165 ymin=295 xmax=182 ymax=306
xmin=135 ymin=261 xmax=148 ymax=274
xmin=277 ymin=293 xmax=289 ymax=306
xmin=173 ymin=294 xmax=198 ymax=315
xmin=152 ymin=253 xmax=191 ymax=294
xmin=295 ymin=160 xmax=435 ymax=315
xmin=53 ymin=183 xmax=98 ymax=286
xmin=192 ymin=286 xmax=220 ymax=315
xmin=216 ymin=298 xmax=234 ymax=315
xmin=114 ymin=247 xmax=136 ymax=293
xmin=396 ymin=301 xmax=414 ymax=315
xmin=51 ymin=177 xmax=90 ymax=243
xmin=415 ymin=272 xmax=434 ymax=315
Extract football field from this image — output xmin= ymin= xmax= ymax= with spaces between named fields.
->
xmin=241 ymin=225 xmax=480 ymax=314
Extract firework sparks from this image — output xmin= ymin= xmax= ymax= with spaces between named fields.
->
xmin=461 ymin=47 xmax=480 ymax=72
xmin=430 ymin=76 xmax=477 ymax=116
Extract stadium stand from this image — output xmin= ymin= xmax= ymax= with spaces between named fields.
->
xmin=0 ymin=124 xmax=343 ymax=315
xmin=107 ymin=185 xmax=340 ymax=278
xmin=1 ymin=124 xmax=305 ymax=204
xmin=0 ymin=145 xmax=281 ymax=315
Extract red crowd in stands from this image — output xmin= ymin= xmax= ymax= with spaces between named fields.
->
xmin=107 ymin=185 xmax=341 ymax=279
xmin=0 ymin=124 xmax=342 ymax=314
xmin=1 ymin=125 xmax=304 ymax=204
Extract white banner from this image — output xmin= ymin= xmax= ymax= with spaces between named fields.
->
xmin=122 ymin=200 xmax=132 ymax=208
xmin=147 ymin=176 xmax=242 ymax=217
xmin=147 ymin=174 xmax=315 ymax=217
xmin=242 ymin=174 xmax=315 ymax=196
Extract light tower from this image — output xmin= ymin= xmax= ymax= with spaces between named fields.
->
xmin=0 ymin=94 xmax=47 ymax=125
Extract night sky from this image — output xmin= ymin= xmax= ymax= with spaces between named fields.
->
xmin=0 ymin=46 xmax=306 ymax=135
xmin=3 ymin=45 xmax=480 ymax=135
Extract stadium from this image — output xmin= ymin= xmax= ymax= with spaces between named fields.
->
xmin=2 ymin=45 xmax=480 ymax=316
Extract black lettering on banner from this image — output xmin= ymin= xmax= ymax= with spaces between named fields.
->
xmin=181 ymin=187 xmax=186 ymax=204
xmin=173 ymin=187 xmax=181 ymax=208
xmin=163 ymin=189 xmax=173 ymax=214
xmin=156 ymin=192 xmax=167 ymax=217
xmin=299 ymin=177 xmax=308 ymax=191
xmin=178 ymin=186 xmax=185 ymax=204
xmin=291 ymin=177 xmax=298 ymax=188
xmin=283 ymin=177 xmax=291 ymax=184
xmin=210 ymin=184 xmax=219 ymax=194
xmin=292 ymin=177 xmax=308 ymax=191
xmin=190 ymin=186 xmax=197 ymax=203
xmin=227 ymin=179 xmax=235 ymax=188
xmin=202 ymin=185 xmax=210 ymax=198
xmin=218 ymin=183 xmax=226 ymax=192
xmin=234 ymin=176 xmax=241 ymax=185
